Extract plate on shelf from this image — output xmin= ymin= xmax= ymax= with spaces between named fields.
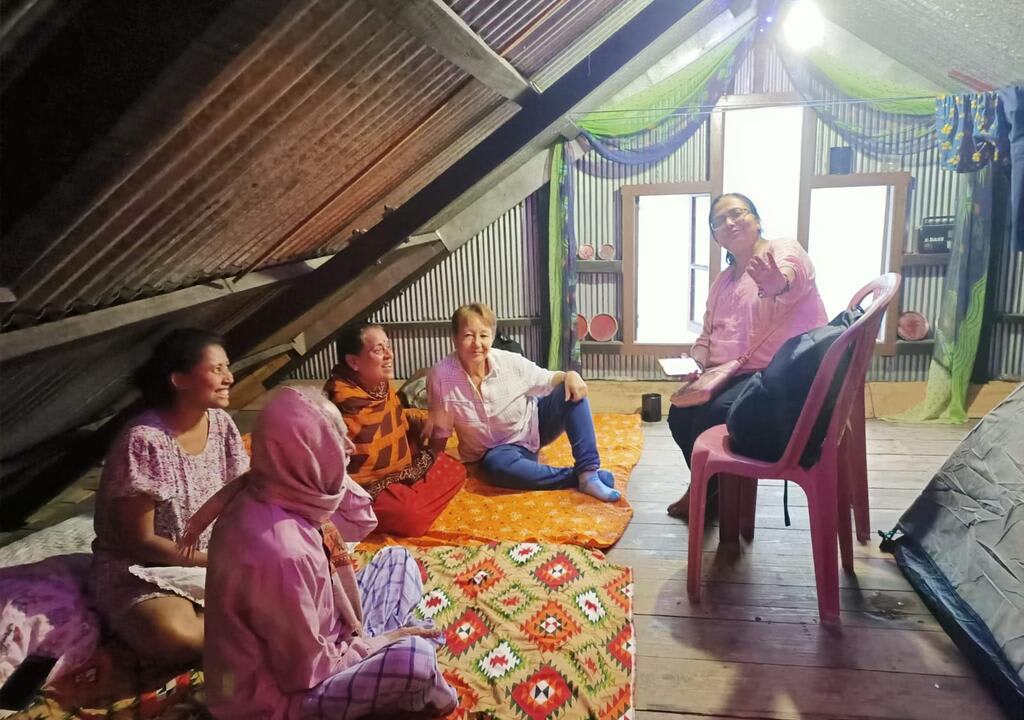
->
xmin=588 ymin=314 xmax=618 ymax=342
xmin=597 ymin=243 xmax=616 ymax=260
xmin=897 ymin=311 xmax=930 ymax=341
xmin=576 ymin=314 xmax=589 ymax=340
xmin=577 ymin=244 xmax=595 ymax=260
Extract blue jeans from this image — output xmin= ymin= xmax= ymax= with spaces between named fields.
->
xmin=479 ymin=392 xmax=601 ymax=490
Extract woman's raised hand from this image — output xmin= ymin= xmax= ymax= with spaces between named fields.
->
xmin=747 ymin=251 xmax=788 ymax=297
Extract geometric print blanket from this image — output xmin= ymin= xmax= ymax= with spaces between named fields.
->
xmin=8 ymin=549 xmax=633 ymax=720
xmin=354 ymin=542 xmax=635 ymax=720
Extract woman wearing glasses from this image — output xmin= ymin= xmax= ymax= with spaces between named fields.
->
xmin=323 ymin=323 xmax=467 ymax=536
xmin=666 ymin=193 xmax=828 ymax=521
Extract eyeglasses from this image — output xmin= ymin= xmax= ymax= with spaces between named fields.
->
xmin=368 ymin=342 xmax=392 ymax=358
xmin=710 ymin=207 xmax=751 ymax=231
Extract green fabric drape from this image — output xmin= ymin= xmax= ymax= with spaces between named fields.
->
xmin=892 ymin=166 xmax=1000 ymax=423
xmin=804 ymin=49 xmax=938 ymax=116
xmin=547 ymin=142 xmax=567 ymax=370
xmin=578 ymin=30 xmax=747 ymax=138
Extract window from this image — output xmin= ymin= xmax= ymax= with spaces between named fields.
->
xmin=621 ymin=185 xmax=713 ymax=351
xmin=804 ymin=174 xmax=908 ymax=352
xmin=634 ymin=193 xmax=711 ymax=343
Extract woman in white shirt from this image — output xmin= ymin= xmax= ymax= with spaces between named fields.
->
xmin=427 ymin=303 xmax=620 ymax=502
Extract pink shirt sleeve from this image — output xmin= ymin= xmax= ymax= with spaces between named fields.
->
xmin=330 ymin=476 xmax=378 ymax=542
xmin=770 ymin=239 xmax=817 ymax=306
xmin=249 ymin=554 xmax=371 ymax=693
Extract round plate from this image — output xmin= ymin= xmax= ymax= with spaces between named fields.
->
xmin=589 ymin=313 xmax=618 ymax=342
xmin=897 ymin=311 xmax=929 ymax=341
xmin=576 ymin=314 xmax=589 ymax=340
xmin=597 ymin=243 xmax=616 ymax=260
xmin=577 ymin=244 xmax=595 ymax=260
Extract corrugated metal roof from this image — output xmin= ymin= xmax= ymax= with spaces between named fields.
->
xmin=446 ymin=0 xmax=624 ymax=76
xmin=2 ymin=0 xmax=504 ymax=327
xmin=817 ymin=0 xmax=1024 ymax=89
xmin=0 ymin=283 xmax=284 ymax=460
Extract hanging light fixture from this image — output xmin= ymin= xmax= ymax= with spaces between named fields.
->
xmin=783 ymin=0 xmax=825 ymax=52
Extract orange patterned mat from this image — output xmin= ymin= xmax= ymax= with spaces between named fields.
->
xmin=359 ymin=413 xmax=642 ymax=550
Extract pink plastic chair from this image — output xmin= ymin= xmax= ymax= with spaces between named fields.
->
xmin=686 ymin=273 xmax=901 ymax=623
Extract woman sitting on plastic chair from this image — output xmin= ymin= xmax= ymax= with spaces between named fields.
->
xmin=427 ymin=303 xmax=621 ymax=502
xmin=666 ymin=193 xmax=828 ymax=521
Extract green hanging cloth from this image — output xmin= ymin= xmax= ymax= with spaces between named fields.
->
xmin=891 ymin=166 xmax=997 ymax=423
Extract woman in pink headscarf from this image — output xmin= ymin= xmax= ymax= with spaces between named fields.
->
xmin=201 ymin=387 xmax=458 ymax=720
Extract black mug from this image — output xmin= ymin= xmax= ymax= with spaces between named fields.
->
xmin=641 ymin=393 xmax=662 ymax=422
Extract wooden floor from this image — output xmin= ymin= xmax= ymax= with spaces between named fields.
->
xmin=607 ymin=418 xmax=1006 ymax=720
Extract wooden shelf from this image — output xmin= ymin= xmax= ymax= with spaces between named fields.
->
xmin=902 ymin=253 xmax=950 ymax=268
xmin=577 ymin=260 xmax=622 ymax=273
xmin=580 ymin=340 xmax=622 ymax=353
xmin=895 ymin=339 xmax=934 ymax=355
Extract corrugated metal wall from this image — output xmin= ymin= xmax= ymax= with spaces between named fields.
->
xmin=289 ymin=195 xmax=545 ymax=379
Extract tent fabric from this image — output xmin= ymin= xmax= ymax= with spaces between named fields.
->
xmin=884 ymin=384 xmax=1024 ymax=717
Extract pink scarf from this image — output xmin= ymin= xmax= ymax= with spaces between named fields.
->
xmin=246 ymin=387 xmax=366 ymax=634
xmin=248 ymin=386 xmax=355 ymax=524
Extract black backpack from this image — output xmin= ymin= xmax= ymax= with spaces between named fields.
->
xmin=726 ymin=307 xmax=864 ymax=469
xmin=492 ymin=332 xmax=525 ymax=356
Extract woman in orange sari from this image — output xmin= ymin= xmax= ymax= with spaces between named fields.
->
xmin=325 ymin=323 xmax=466 ymax=537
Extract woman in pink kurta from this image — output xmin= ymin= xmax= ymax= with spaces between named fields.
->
xmin=666 ymin=193 xmax=828 ymax=521
xmin=203 ymin=386 xmax=457 ymax=720
xmin=89 ymin=328 xmax=249 ymax=665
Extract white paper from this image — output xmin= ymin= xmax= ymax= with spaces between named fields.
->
xmin=658 ymin=357 xmax=701 ymax=377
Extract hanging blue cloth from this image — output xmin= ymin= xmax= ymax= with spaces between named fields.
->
xmin=997 ymin=87 xmax=1024 ymax=251
xmin=937 ymin=88 xmax=1023 ymax=251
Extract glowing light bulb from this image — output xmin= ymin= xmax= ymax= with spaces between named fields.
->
xmin=783 ymin=1 xmax=825 ymax=52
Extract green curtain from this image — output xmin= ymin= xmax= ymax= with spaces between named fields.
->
xmin=892 ymin=166 xmax=998 ymax=423
xmin=547 ymin=142 xmax=567 ymax=370
xmin=804 ymin=49 xmax=938 ymax=116
xmin=578 ymin=30 xmax=747 ymax=138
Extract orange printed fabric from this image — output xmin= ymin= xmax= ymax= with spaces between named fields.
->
xmin=359 ymin=413 xmax=642 ymax=550
xmin=325 ymin=375 xmax=413 ymax=486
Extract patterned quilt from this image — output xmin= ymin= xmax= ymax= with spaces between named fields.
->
xmin=382 ymin=542 xmax=635 ymax=720
xmin=12 ymin=544 xmax=634 ymax=720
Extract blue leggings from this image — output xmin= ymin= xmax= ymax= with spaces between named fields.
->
xmin=479 ymin=392 xmax=601 ymax=491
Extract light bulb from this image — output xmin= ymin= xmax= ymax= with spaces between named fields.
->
xmin=783 ymin=1 xmax=825 ymax=52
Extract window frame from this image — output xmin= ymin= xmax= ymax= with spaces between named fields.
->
xmin=799 ymin=171 xmax=910 ymax=356
xmin=620 ymin=181 xmax=716 ymax=355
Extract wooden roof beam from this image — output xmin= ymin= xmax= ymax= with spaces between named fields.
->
xmin=363 ymin=0 xmax=538 ymax=104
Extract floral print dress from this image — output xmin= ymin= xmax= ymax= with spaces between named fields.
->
xmin=89 ymin=409 xmax=249 ymax=625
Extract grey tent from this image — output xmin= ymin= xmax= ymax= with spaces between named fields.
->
xmin=883 ymin=385 xmax=1024 ymax=718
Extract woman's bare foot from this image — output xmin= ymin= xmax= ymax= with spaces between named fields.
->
xmin=667 ymin=493 xmax=689 ymax=520
xmin=666 ymin=488 xmax=718 ymax=523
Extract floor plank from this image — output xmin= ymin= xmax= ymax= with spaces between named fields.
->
xmin=636 ymin=657 xmax=1003 ymax=719
xmin=635 ymin=614 xmax=973 ymax=676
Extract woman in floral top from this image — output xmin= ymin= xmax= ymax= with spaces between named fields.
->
xmin=89 ymin=328 xmax=249 ymax=665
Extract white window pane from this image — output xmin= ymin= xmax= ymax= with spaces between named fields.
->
xmin=693 ymin=194 xmax=711 ymax=266
xmin=636 ymin=194 xmax=704 ymax=344
xmin=723 ymin=105 xmax=803 ymax=240
xmin=690 ymin=268 xmax=709 ymax=326
xmin=808 ymin=185 xmax=891 ymax=319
